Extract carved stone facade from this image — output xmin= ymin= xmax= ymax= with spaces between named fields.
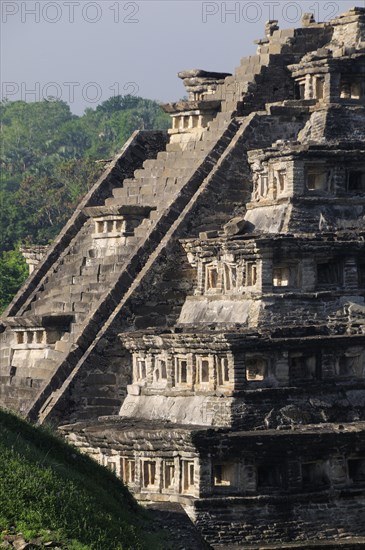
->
xmin=1 ymin=8 xmax=365 ymax=549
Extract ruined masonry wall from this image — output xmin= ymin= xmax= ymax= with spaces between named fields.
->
xmin=193 ymin=493 xmax=365 ymax=546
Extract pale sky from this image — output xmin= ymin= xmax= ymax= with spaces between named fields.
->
xmin=1 ymin=0 xmax=363 ymax=114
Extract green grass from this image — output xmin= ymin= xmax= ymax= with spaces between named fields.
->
xmin=0 ymin=410 xmax=170 ymax=549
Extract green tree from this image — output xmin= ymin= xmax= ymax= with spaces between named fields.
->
xmin=15 ymin=159 xmax=103 ymax=244
xmin=0 ymin=99 xmax=74 ymax=174
xmin=0 ymin=248 xmax=28 ymax=312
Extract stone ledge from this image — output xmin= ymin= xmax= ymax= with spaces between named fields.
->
xmin=3 ymin=315 xmax=74 ymax=329
xmin=83 ymin=205 xmax=155 ymax=218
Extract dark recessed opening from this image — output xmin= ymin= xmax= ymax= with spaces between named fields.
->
xmin=302 ymin=462 xmax=329 ymax=489
xmin=348 ymin=458 xmax=365 ymax=482
xmin=257 ymin=464 xmax=285 ymax=490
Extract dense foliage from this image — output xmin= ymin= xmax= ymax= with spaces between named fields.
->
xmin=0 ymin=410 xmax=171 ymax=549
xmin=0 ymin=248 xmax=28 ymax=312
xmin=0 ymin=96 xmax=170 ymax=311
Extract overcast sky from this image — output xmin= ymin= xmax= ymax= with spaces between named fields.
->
xmin=1 ymin=0 xmax=363 ymax=114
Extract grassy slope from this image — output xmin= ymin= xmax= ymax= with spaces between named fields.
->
xmin=0 ymin=410 xmax=170 ymax=550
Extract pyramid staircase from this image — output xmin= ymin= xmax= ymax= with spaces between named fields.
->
xmin=0 ymin=20 xmax=331 ymax=421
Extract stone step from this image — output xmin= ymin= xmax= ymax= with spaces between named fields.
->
xmin=105 ymin=194 xmax=128 ymax=206
xmin=98 ymin=253 xmax=132 ymax=265
xmin=126 ymin=183 xmax=144 ymax=197
xmin=110 ymin=168 xmax=199 ymax=205
xmin=132 ymin=166 xmax=155 ymax=180
xmin=149 ymin=210 xmax=161 ymax=222
xmin=31 ymin=300 xmax=67 ymax=315
xmin=1 ymin=383 xmax=42 ymax=398
xmin=38 ymin=287 xmax=72 ymax=303
xmin=23 ymin=358 xmax=58 ymax=371
xmin=59 ymin=331 xmax=72 ymax=342
xmin=72 ymin=301 xmax=92 ymax=314
xmin=105 ymin=195 xmax=136 ymax=207
xmin=166 ymin=141 xmax=194 ymax=154
xmin=57 ymin=325 xmax=82 ymax=345
xmin=70 ymin=291 xmax=85 ymax=302
xmin=54 ymin=339 xmax=76 ymax=353
xmin=155 ymin=151 xmax=170 ymax=162
xmin=71 ymin=273 xmax=100 ymax=286
xmin=131 ymin=181 xmax=163 ymax=198
xmin=158 ymin=168 xmax=195 ymax=180
xmin=139 ymin=175 xmax=167 ymax=187
xmin=133 ymin=219 xmax=154 ymax=238
xmin=1 ymin=378 xmax=35 ymax=392
xmin=233 ymin=67 xmax=255 ymax=80
xmin=136 ymin=166 xmax=166 ymax=180
xmin=69 ymin=323 xmax=84 ymax=337
xmin=44 ymin=347 xmax=68 ymax=361
xmin=0 ymin=349 xmax=11 ymax=368
xmin=79 ymin=290 xmax=104 ymax=302
xmin=61 ymin=252 xmax=88 ymax=266
xmin=98 ymin=264 xmax=122 ymax=277
xmin=119 ymin=177 xmax=136 ymax=187
xmin=169 ymin=156 xmax=201 ymax=168
xmin=63 ymin=241 xmax=92 ymax=259
xmin=142 ymin=165 xmax=190 ymax=182
xmin=184 ymin=148 xmax=210 ymax=160
xmin=42 ymin=275 xmax=75 ymax=291
xmin=97 ymin=271 xmax=124 ymax=284
xmin=10 ymin=365 xmax=55 ymax=380
xmin=81 ymin=264 xmax=100 ymax=277
xmin=110 ymin=186 xmax=127 ymax=199
xmin=85 ymin=251 xmax=135 ymax=269
xmin=73 ymin=312 xmax=89 ymax=324
xmin=157 ymin=149 xmax=197 ymax=164
xmin=165 ymin=142 xmax=184 ymax=152
xmin=136 ymin=195 xmax=154 ymax=206
xmin=141 ymin=160 xmax=167 ymax=176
